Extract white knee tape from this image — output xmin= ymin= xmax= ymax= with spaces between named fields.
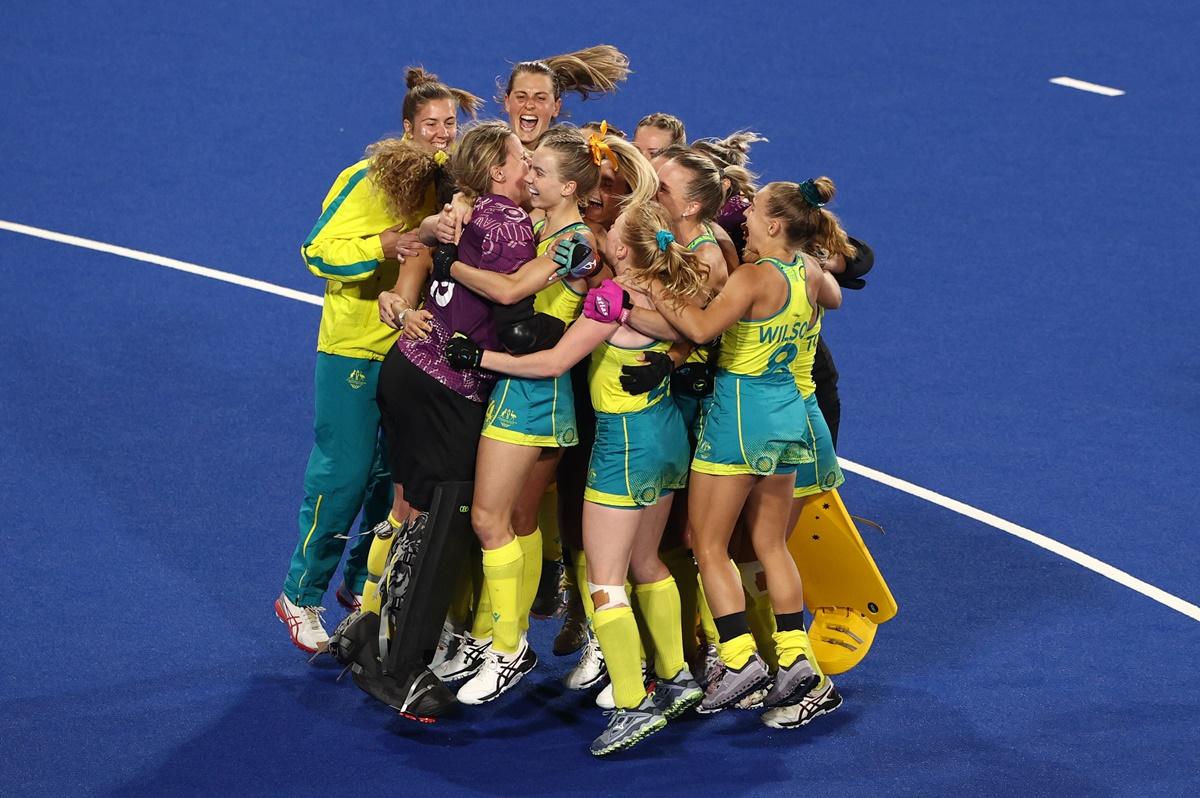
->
xmin=588 ymin=582 xmax=629 ymax=612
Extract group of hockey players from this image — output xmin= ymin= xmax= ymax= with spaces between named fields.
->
xmin=273 ymin=45 xmax=893 ymax=756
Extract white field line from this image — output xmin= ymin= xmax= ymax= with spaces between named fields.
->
xmin=839 ymin=459 xmax=1200 ymax=622
xmin=1050 ymin=76 xmax=1125 ymax=97
xmin=0 ymin=219 xmax=323 ymax=306
xmin=3 ymin=219 xmax=1197 ymax=623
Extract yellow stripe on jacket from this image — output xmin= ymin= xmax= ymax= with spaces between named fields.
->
xmin=301 ymin=158 xmax=435 ymax=360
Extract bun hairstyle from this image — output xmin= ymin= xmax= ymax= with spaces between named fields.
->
xmin=692 ymin=130 xmax=766 ymax=201
xmin=502 ymin=45 xmax=631 ymax=102
xmin=620 ymin=200 xmax=709 ymax=307
xmin=401 ymin=66 xmax=483 ymax=124
xmin=448 ymin=121 xmax=517 ymax=201
xmin=763 ymin=177 xmax=858 ymax=260
xmin=656 ymin=145 xmax=724 ymax=222
xmin=369 ymin=67 xmax=484 ymax=217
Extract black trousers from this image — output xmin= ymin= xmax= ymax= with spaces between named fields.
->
xmin=812 ymin=336 xmax=841 ymax=448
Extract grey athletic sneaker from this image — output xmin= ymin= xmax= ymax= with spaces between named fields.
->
xmin=651 ymin=666 xmax=704 ymax=719
xmin=589 ymin=694 xmax=668 ymax=756
xmin=698 ymin=653 xmax=770 ymax=714
xmin=761 ymin=677 xmax=842 ymax=729
xmin=763 ymin=654 xmax=820 ymax=708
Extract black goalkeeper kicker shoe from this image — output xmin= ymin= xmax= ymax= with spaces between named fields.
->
xmin=352 ymin=664 xmax=456 ymax=724
xmin=327 ymin=610 xmax=380 ymax=671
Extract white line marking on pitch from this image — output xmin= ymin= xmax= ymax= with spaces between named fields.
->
xmin=3 ymin=219 xmax=1197 ymax=624
xmin=1050 ymin=76 xmax=1125 ymax=97
xmin=840 ymin=459 xmax=1200 ymax=622
xmin=0 ymin=219 xmax=323 ymax=306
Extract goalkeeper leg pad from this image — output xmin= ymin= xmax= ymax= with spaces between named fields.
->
xmin=379 ymin=482 xmax=478 ymax=676
xmin=787 ymin=488 xmax=896 ymax=674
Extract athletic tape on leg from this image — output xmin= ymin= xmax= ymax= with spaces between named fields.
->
xmin=589 ymin=583 xmax=629 ymax=612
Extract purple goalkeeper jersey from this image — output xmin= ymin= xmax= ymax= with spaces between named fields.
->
xmin=396 ymin=194 xmax=535 ymax=402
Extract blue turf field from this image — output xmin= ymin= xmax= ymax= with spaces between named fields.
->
xmin=2 ymin=2 xmax=1199 ymax=795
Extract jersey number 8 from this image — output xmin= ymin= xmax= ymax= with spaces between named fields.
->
xmin=767 ymin=343 xmax=798 ymax=374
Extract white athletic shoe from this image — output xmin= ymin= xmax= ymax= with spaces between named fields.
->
xmin=431 ymin=633 xmax=489 ymax=683
xmin=429 ymin=618 xmax=464 ymax=670
xmin=761 ymin=677 xmax=843 ymax=729
xmin=456 ymin=638 xmax=538 ymax=705
xmin=563 ymin=629 xmax=607 ymax=690
xmin=595 ymin=660 xmax=647 ymax=709
xmin=274 ymin=592 xmax=329 ymax=654
xmin=595 ymin=679 xmax=616 ymax=710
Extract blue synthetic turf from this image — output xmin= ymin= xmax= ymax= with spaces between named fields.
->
xmin=3 ymin=2 xmax=1199 ymax=795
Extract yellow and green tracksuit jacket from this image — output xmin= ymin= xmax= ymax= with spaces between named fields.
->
xmin=302 ymin=158 xmax=435 ymax=361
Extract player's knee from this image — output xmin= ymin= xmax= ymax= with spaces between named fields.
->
xmin=629 ymin=555 xmax=669 ymax=586
xmin=692 ymin=539 xmax=731 ymax=570
xmin=752 ymin=537 xmax=790 ymax=562
xmin=510 ymin=504 xmax=538 ymax=537
xmin=471 ymin=503 xmax=509 ymax=547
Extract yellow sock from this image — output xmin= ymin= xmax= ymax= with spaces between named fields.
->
xmin=634 ymin=576 xmax=685 ymax=679
xmin=447 ymin=564 xmax=474 ymax=628
xmin=593 ymin=606 xmax=645 ymax=709
xmin=538 ymin=484 xmax=562 ymax=562
xmin=360 ymin=514 xmax=402 ymax=615
xmin=471 ymin=589 xmax=494 ymax=639
xmin=660 ymin=547 xmax=700 ymax=659
xmin=718 ymin=633 xmax=757 ymax=670
xmin=697 ymin=577 xmax=719 ymax=646
xmin=469 ymin=549 xmax=493 ymax=639
xmin=773 ymin=628 xmax=821 ymax=675
xmin=629 ymin=580 xmax=651 ymax=662
xmin=575 ymin=552 xmax=594 ymax=622
xmin=739 ymin=562 xmax=779 ymax=670
xmin=482 ymin=537 xmax=524 ymax=654
xmin=517 ymin=529 xmax=542 ymax=632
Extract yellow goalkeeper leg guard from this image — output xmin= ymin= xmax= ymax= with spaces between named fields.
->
xmin=787 ymin=488 xmax=897 ymax=673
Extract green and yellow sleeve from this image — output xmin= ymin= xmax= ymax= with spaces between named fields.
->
xmin=301 ymin=159 xmax=398 ymax=283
